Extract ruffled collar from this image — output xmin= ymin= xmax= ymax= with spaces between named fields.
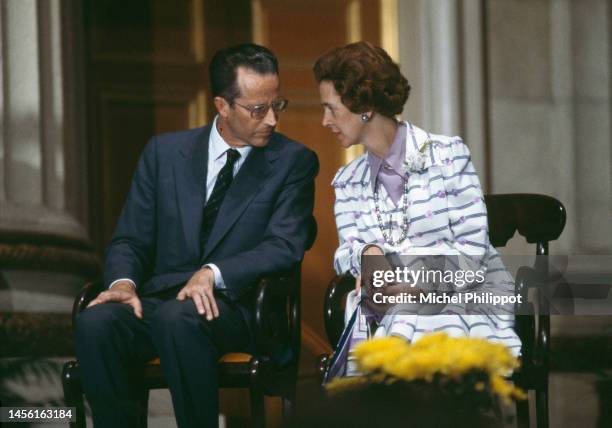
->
xmin=332 ymin=122 xmax=439 ymax=188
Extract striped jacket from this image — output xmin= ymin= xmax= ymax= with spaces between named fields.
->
xmin=333 ymin=122 xmax=490 ymax=275
xmin=330 ymin=122 xmax=521 ymax=376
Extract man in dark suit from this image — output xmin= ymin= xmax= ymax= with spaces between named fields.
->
xmin=74 ymin=44 xmax=318 ymax=428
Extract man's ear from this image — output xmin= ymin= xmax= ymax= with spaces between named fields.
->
xmin=214 ymin=96 xmax=230 ymax=118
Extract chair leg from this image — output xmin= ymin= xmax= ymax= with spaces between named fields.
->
xmin=282 ymin=393 xmax=295 ymax=423
xmin=515 ymin=394 xmax=530 ymax=428
xmin=138 ymin=389 xmax=149 ymax=428
xmin=536 ymin=386 xmax=549 ymax=428
xmin=62 ymin=361 xmax=86 ymax=428
xmin=249 ymin=386 xmax=265 ymax=428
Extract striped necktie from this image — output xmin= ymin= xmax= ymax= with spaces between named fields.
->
xmin=200 ymin=148 xmax=241 ymax=250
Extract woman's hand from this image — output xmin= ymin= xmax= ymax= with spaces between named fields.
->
xmin=363 ymin=245 xmax=385 ymax=257
xmin=359 ymin=245 xmax=424 ymax=315
xmin=356 ymin=245 xmax=385 ymax=293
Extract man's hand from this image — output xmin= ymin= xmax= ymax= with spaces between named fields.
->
xmin=177 ymin=267 xmax=219 ymax=321
xmin=87 ymin=281 xmax=143 ymax=319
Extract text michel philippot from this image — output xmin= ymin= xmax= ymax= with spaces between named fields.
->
xmin=369 ymin=267 xmax=522 ymax=306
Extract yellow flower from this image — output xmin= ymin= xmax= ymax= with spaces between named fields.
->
xmin=326 ymin=332 xmax=526 ymax=403
xmin=490 ymin=375 xmax=527 ymax=404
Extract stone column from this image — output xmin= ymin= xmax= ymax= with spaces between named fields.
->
xmin=0 ymin=0 xmax=98 ymax=313
xmin=397 ymin=0 xmax=489 ymax=188
xmin=0 ymin=1 xmax=98 ymax=410
xmin=570 ymin=0 xmax=611 ymax=253
xmin=0 ymin=0 xmax=88 ymax=240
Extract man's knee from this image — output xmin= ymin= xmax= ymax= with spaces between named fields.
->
xmin=75 ymin=302 xmax=131 ymax=343
xmin=151 ymin=299 xmax=200 ymax=336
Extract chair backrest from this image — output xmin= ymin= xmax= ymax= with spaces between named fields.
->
xmin=254 ymin=217 xmax=317 ymax=366
xmin=484 ymin=194 xmax=566 ymax=254
xmin=323 ymin=193 xmax=566 ymax=349
xmin=486 ymin=194 xmax=565 ymax=377
xmin=292 ymin=217 xmax=317 ymax=359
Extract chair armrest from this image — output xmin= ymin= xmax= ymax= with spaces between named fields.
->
xmin=253 ymin=272 xmax=299 ymax=366
xmin=71 ymin=280 xmax=104 ymax=328
xmin=316 ymin=353 xmax=331 ymax=386
xmin=515 ymin=265 xmax=551 ymax=373
xmin=324 ymin=272 xmax=356 ymax=349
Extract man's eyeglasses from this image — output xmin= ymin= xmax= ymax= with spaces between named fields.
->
xmin=233 ymin=98 xmax=289 ymax=120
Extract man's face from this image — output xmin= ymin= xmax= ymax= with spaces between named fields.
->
xmin=215 ymin=67 xmax=281 ymax=148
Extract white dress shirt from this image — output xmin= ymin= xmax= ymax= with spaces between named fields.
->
xmin=109 ymin=116 xmax=252 ymax=290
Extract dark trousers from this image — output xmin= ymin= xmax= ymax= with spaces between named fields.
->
xmin=74 ymin=287 xmax=251 ymax=428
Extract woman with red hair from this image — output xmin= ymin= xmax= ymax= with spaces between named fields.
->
xmin=314 ymin=42 xmax=520 ymax=378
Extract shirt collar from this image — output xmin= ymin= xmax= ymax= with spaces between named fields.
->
xmin=210 ymin=115 xmax=252 ymax=161
xmin=368 ymin=122 xmax=407 ymax=191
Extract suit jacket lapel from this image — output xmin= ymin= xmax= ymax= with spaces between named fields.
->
xmin=175 ymin=126 xmax=210 ymax=256
xmin=201 ymin=141 xmax=278 ymax=260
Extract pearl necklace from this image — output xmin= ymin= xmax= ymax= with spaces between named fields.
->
xmin=373 ymin=177 xmax=410 ymax=246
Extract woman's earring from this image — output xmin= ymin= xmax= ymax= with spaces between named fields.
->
xmin=361 ymin=113 xmax=370 ymax=123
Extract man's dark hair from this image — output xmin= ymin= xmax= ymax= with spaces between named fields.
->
xmin=209 ymin=43 xmax=279 ymax=104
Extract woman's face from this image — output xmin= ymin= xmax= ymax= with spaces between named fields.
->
xmin=318 ymin=80 xmax=366 ymax=148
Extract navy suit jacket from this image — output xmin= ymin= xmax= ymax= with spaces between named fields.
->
xmin=104 ymin=124 xmax=318 ymax=328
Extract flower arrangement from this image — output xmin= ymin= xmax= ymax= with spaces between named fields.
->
xmin=326 ymin=332 xmax=526 ymax=405
xmin=403 ymin=139 xmax=434 ymax=173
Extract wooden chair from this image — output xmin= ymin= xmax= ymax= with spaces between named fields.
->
xmin=62 ymin=269 xmax=302 ymax=428
xmin=62 ymin=217 xmax=316 ymax=428
xmin=316 ymin=194 xmax=566 ymax=428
